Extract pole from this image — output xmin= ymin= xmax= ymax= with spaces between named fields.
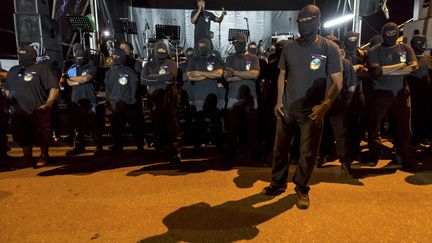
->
xmin=353 ymin=0 xmax=362 ymax=46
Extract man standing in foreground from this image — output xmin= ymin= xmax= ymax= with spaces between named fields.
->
xmin=262 ymin=4 xmax=343 ymax=210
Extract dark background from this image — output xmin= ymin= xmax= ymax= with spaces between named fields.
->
xmin=0 ymin=0 xmax=415 ymax=59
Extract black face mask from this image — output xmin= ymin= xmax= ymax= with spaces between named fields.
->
xmin=112 ymin=49 xmax=126 ymax=66
xmin=411 ymin=35 xmax=427 ymax=55
xmin=381 ymin=23 xmax=399 ymax=47
xmin=234 ymin=41 xmax=246 ymax=54
xmin=156 ymin=51 xmax=168 ymax=61
xmin=344 ymin=32 xmax=359 ymax=52
xmin=76 ymin=57 xmax=89 ymax=67
xmin=17 ymin=47 xmax=37 ymax=67
xmin=198 ymin=39 xmax=211 ymax=58
xmin=297 ymin=5 xmax=321 ymax=45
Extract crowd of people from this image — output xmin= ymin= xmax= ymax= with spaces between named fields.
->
xmin=0 ymin=2 xmax=431 ymax=209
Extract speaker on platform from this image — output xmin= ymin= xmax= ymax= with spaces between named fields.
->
xmin=14 ymin=0 xmax=50 ymax=16
xmin=13 ymin=13 xmax=64 ymax=67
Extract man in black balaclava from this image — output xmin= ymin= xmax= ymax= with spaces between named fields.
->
xmin=187 ymin=38 xmax=224 ymax=149
xmin=4 ymin=46 xmax=59 ymax=168
xmin=65 ymin=48 xmax=103 ymax=156
xmin=343 ymin=31 xmax=366 ymax=68
xmin=224 ymin=33 xmax=261 ymax=162
xmin=407 ymin=35 xmax=432 ymax=148
xmin=141 ymin=41 xmax=181 ymax=163
xmin=262 ymin=5 xmax=343 ymax=210
xmin=191 ymin=0 xmax=226 ymax=49
xmin=365 ymin=22 xmax=419 ymax=170
xmin=104 ymin=48 xmax=144 ymax=154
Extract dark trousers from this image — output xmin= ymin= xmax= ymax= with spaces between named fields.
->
xmin=195 ymin=109 xmax=223 ymax=147
xmin=347 ymin=91 xmax=365 ymax=157
xmin=368 ymin=89 xmax=412 ymax=163
xmin=408 ymin=77 xmax=432 ymax=144
xmin=71 ymin=101 xmax=102 ymax=149
xmin=319 ymin=101 xmax=349 ymax=163
xmin=149 ymin=89 xmax=181 ymax=154
xmin=0 ymin=110 xmax=9 ymax=155
xmin=226 ymin=101 xmax=259 ymax=154
xmin=271 ymin=110 xmax=323 ymax=194
xmin=11 ymin=110 xmax=51 ymax=154
xmin=109 ymin=103 xmax=145 ymax=150
xmin=319 ymin=112 xmax=348 ymax=163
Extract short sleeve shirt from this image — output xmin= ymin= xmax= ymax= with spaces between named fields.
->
xmin=187 ymin=55 xmax=223 ymax=102
xmin=141 ymin=59 xmax=177 ymax=94
xmin=191 ymin=10 xmax=216 ymax=42
xmin=68 ymin=62 xmax=98 ymax=104
xmin=367 ymin=43 xmax=417 ymax=95
xmin=278 ymin=36 xmax=342 ymax=112
xmin=225 ymin=52 xmax=260 ymax=101
xmin=104 ymin=65 xmax=138 ymax=105
xmin=5 ymin=63 xmax=58 ymax=116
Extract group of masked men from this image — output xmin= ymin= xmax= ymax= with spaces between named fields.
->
xmin=0 ymin=5 xmax=432 ymax=184
xmin=0 ymin=3 xmax=431 ymax=209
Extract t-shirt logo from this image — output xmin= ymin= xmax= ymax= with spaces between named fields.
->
xmin=118 ymin=74 xmax=128 ymax=85
xmin=207 ymin=62 xmax=214 ymax=71
xmin=82 ymin=70 xmax=88 ymax=76
xmin=399 ymin=52 xmax=407 ymax=63
xmin=310 ymin=54 xmax=326 ymax=71
xmin=205 ymin=16 xmax=210 ymax=22
xmin=245 ymin=60 xmax=252 ymax=71
xmin=159 ymin=65 xmax=168 ymax=75
xmin=23 ymin=72 xmax=33 ymax=82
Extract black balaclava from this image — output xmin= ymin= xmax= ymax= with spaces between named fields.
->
xmin=248 ymin=42 xmax=258 ymax=55
xmin=154 ymin=41 xmax=169 ymax=64
xmin=344 ymin=31 xmax=359 ymax=53
xmin=111 ymin=48 xmax=126 ymax=66
xmin=185 ymin=47 xmax=194 ymax=60
xmin=233 ymin=33 xmax=247 ymax=54
xmin=17 ymin=46 xmax=37 ymax=67
xmin=75 ymin=49 xmax=88 ymax=67
xmin=197 ymin=38 xmax=211 ymax=58
xmin=73 ymin=43 xmax=84 ymax=57
xmin=410 ymin=35 xmax=427 ymax=55
xmin=369 ymin=35 xmax=383 ymax=48
xmin=297 ymin=4 xmax=321 ymax=46
xmin=381 ymin=22 xmax=399 ymax=47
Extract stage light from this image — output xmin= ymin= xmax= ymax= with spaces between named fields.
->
xmin=323 ymin=14 xmax=355 ymax=28
xmin=102 ymin=30 xmax=111 ymax=37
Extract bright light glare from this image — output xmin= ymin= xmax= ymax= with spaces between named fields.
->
xmin=103 ymin=30 xmax=111 ymax=37
xmin=323 ymin=14 xmax=355 ymax=28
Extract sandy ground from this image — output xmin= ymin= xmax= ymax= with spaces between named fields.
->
xmin=1 ymin=145 xmax=431 ymax=242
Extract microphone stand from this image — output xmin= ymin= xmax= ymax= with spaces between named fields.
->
xmin=143 ymin=20 xmax=150 ymax=61
xmin=245 ymin=17 xmax=250 ymax=42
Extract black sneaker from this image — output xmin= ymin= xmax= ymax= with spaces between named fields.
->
xmin=169 ymin=152 xmax=182 ymax=164
xmin=65 ymin=147 xmax=86 ymax=156
xmin=94 ymin=147 xmax=104 ymax=156
xmin=262 ymin=184 xmax=286 ymax=196
xmin=295 ymin=191 xmax=310 ymax=210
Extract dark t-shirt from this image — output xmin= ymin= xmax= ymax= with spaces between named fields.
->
xmin=67 ymin=63 xmax=98 ymax=104
xmin=141 ymin=59 xmax=177 ymax=94
xmin=367 ymin=43 xmax=416 ymax=95
xmin=187 ymin=55 xmax=223 ymax=110
xmin=225 ymin=52 xmax=260 ymax=108
xmin=104 ymin=65 xmax=138 ymax=105
xmin=5 ymin=63 xmax=58 ymax=116
xmin=278 ymin=36 xmax=342 ymax=112
xmin=191 ymin=10 xmax=216 ymax=43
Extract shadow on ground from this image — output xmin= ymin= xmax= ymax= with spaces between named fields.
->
xmin=139 ymin=193 xmax=297 ymax=242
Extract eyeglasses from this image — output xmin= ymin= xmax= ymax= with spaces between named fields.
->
xmin=297 ymin=15 xmax=318 ymax=23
